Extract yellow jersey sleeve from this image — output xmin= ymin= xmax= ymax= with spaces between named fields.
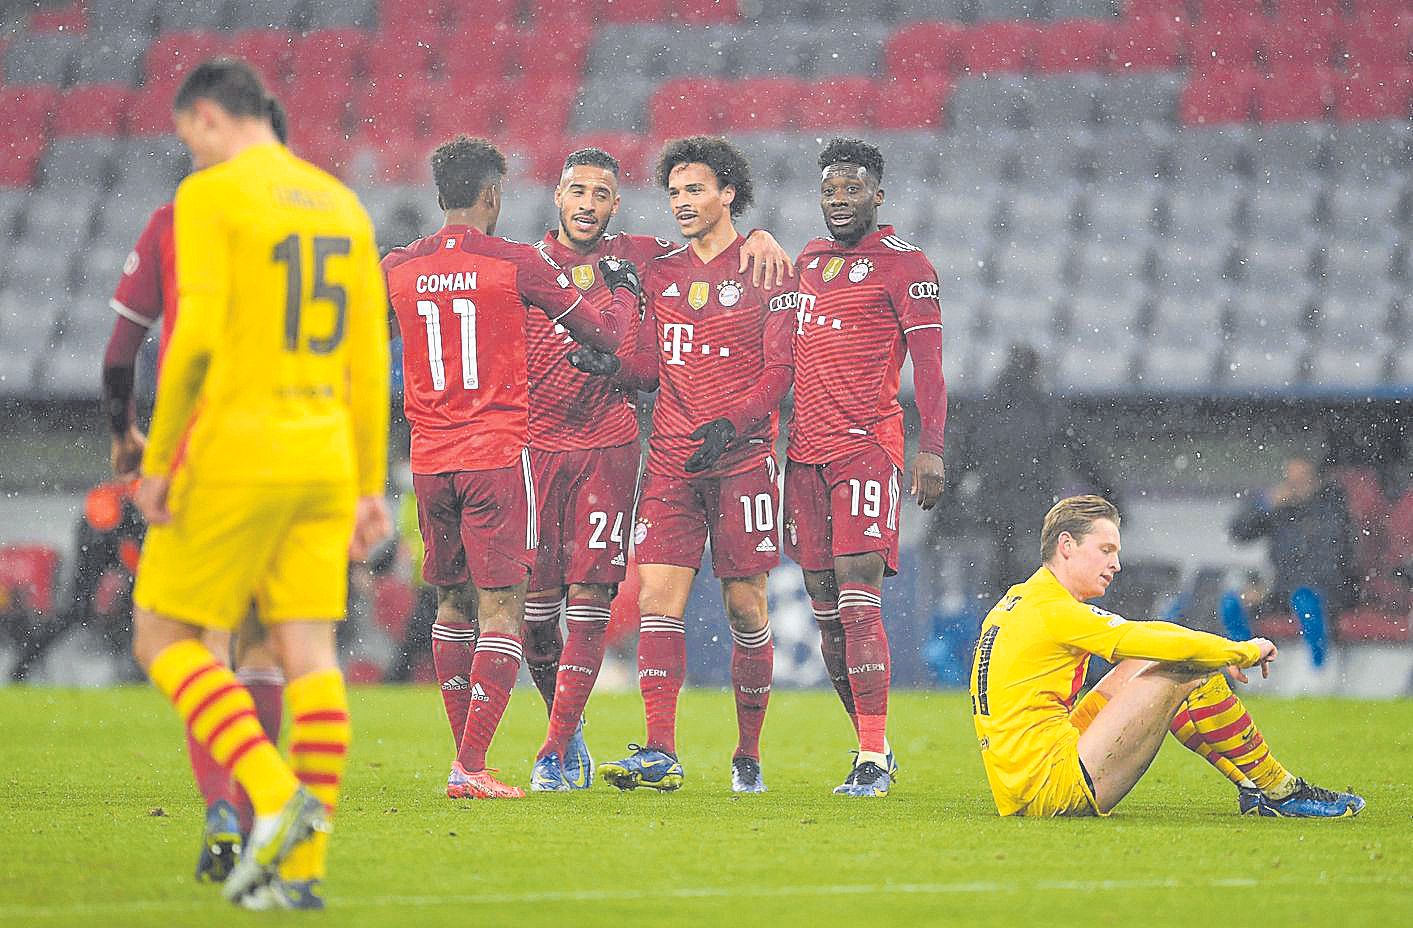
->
xmin=143 ymin=173 xmax=224 ymax=477
xmin=346 ymin=209 xmax=390 ymax=496
xmin=1045 ymin=601 xmax=1262 ymax=668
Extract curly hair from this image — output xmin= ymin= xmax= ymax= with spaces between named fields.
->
xmin=563 ymin=147 xmax=620 ymax=177
xmin=431 ymin=135 xmax=507 ymax=210
xmin=655 ymin=136 xmax=754 ymax=218
xmin=818 ymin=137 xmax=885 ymax=183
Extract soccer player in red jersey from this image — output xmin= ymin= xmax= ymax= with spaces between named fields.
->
xmin=522 ymin=147 xmax=792 ymax=792
xmin=783 ymin=138 xmax=948 ymax=797
xmin=100 ymin=97 xmax=290 ymax=879
xmin=382 ymin=136 xmax=635 ymax=800
xmin=595 ymin=137 xmax=793 ymax=794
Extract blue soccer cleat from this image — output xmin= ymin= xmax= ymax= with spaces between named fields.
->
xmin=531 ymin=753 xmax=572 ymax=792
xmin=222 ymin=786 xmax=329 ymax=904
xmin=1239 ymin=779 xmax=1364 ymax=818
xmin=195 ymin=799 xmax=243 ymax=884
xmin=599 ymin=744 xmax=684 ymax=792
xmin=563 ymin=717 xmax=594 ymax=790
xmin=238 ymin=878 xmax=325 ymax=911
xmin=833 ymin=760 xmax=891 ymax=798
xmin=730 ymin=755 xmax=767 ymax=793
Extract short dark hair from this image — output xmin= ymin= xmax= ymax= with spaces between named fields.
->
xmin=431 ymin=136 xmax=507 ymax=210
xmin=172 ymin=58 xmax=269 ymax=118
xmin=655 ymin=136 xmax=754 ymax=218
xmin=818 ymin=137 xmax=885 ymax=184
xmin=266 ymin=95 xmax=288 ymax=144
xmin=562 ymin=148 xmax=620 ymax=177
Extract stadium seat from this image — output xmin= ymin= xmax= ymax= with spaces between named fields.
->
xmin=0 ymin=136 xmax=47 ymax=188
xmin=144 ymin=31 xmax=226 ymax=87
xmin=1094 ymin=73 xmax=1183 ymax=126
xmin=1264 ymin=17 xmax=1339 ymax=70
xmin=38 ymin=137 xmax=117 ymax=193
xmin=72 ymin=34 xmax=150 ymax=85
xmin=957 ymin=22 xmax=1041 ymax=75
xmin=28 ymin=2 xmax=88 ymax=33
xmin=1192 ymin=0 xmax=1264 ymax=27
xmin=947 ymin=75 xmax=1033 ymax=131
xmin=1338 ymin=15 xmax=1413 ymax=70
xmin=1188 ymin=16 xmax=1264 ymax=71
xmin=501 ymin=78 xmax=579 ymax=150
xmin=1335 ymin=67 xmax=1412 ymax=122
xmin=357 ymin=79 xmax=442 ymax=145
xmin=86 ymin=0 xmax=158 ymax=36
xmin=226 ymin=0 xmax=299 ymax=29
xmin=563 ymin=131 xmax=652 ymax=183
xmin=0 ymin=85 xmax=60 ymax=138
xmin=1046 ymin=0 xmax=1118 ymax=18
xmin=1179 ymin=69 xmax=1259 ymax=125
xmin=1028 ymin=74 xmax=1104 ymax=129
xmin=1031 ymin=19 xmax=1113 ymax=73
xmin=875 ymin=75 xmax=950 ymax=129
xmin=1108 ymin=14 xmax=1185 ymax=71
xmin=125 ymin=84 xmax=182 ymax=136
xmin=52 ymin=85 xmax=132 ymax=138
xmin=798 ymin=77 xmax=878 ymax=130
xmin=227 ymin=30 xmax=295 ymax=87
xmin=513 ymin=24 xmax=592 ymax=81
xmin=598 ymin=0 xmax=670 ymax=22
xmin=1336 ymin=607 xmax=1409 ymax=643
xmin=284 ymin=73 xmax=356 ymax=131
xmin=720 ymin=76 xmax=805 ymax=131
xmin=3 ymin=32 xmax=81 ymax=85
xmin=442 ymin=0 xmax=523 ymax=29
xmin=300 ymin=0 xmax=379 ymax=30
xmin=972 ymin=0 xmax=1043 ymax=21
xmin=1124 ymin=0 xmax=1189 ymax=23
xmin=0 ymin=544 xmax=61 ymax=615
xmin=289 ymin=29 xmax=369 ymax=87
xmin=649 ymin=78 xmax=729 ymax=137
xmin=1327 ymin=120 xmax=1413 ymax=184
xmin=1256 ymin=66 xmax=1339 ymax=123
xmin=883 ymin=21 xmax=967 ymax=79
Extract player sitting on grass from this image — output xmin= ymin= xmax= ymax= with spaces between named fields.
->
xmin=970 ymin=495 xmax=1365 ymax=818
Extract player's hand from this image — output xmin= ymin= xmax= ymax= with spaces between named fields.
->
xmin=909 ymin=451 xmax=945 ymax=510
xmin=740 ymin=230 xmax=795 ymax=290
xmin=350 ymin=495 xmax=392 ymax=562
xmin=1229 ymin=638 xmax=1278 ymax=683
xmin=110 ymin=425 xmax=146 ymax=478
xmin=135 ymin=475 xmax=172 ymax=524
xmin=598 ymin=256 xmax=643 ymax=300
xmin=684 ymin=418 xmax=736 ymax=474
xmin=567 ymin=346 xmax=621 ymax=376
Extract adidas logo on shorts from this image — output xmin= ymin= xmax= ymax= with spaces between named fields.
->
xmin=470 ymin=683 xmax=489 ymax=702
xmin=442 ymin=674 xmax=469 ymax=691
xmin=755 ymin=537 xmax=777 ymax=553
xmin=864 ymin=523 xmax=882 ymax=539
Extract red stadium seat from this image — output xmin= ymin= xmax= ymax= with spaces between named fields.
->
xmin=884 ymin=21 xmax=967 ymax=80
xmin=0 ymin=85 xmax=60 ymax=136
xmin=1337 ymin=607 xmax=1409 ymax=642
xmin=721 ymin=76 xmax=805 ymax=131
xmin=444 ymin=0 xmax=525 ymax=29
xmin=52 ymin=84 xmax=131 ymax=137
xmin=1109 ymin=15 xmax=1186 ymax=70
xmin=364 ymin=33 xmax=441 ymax=99
xmin=0 ymin=136 xmax=45 ymax=186
xmin=1335 ymin=65 xmax=1413 ymax=121
xmin=288 ymin=29 xmax=368 ymax=86
xmin=1339 ymin=16 xmax=1413 ymax=69
xmin=359 ymin=133 xmax=437 ymax=184
xmin=1265 ymin=17 xmax=1339 ymax=69
xmin=125 ymin=83 xmax=180 ymax=135
xmin=673 ymin=0 xmax=740 ymax=23
xmin=957 ymin=22 xmax=1041 ymax=75
xmin=512 ymin=24 xmax=592 ymax=80
xmin=562 ymin=131 xmax=650 ymax=182
xmin=1333 ymin=465 xmax=1391 ymax=575
xmin=442 ymin=32 xmax=516 ymax=85
xmin=0 ymin=545 xmax=61 ymax=615
xmin=1251 ymin=611 xmax=1302 ymax=640
xmin=29 ymin=2 xmax=87 ymax=33
xmin=1193 ymin=0 xmax=1264 ymax=26
xmin=287 ymin=124 xmax=353 ymax=177
xmin=875 ymin=75 xmax=950 ymax=129
xmin=1032 ymin=19 xmax=1114 ymax=73
xmin=286 ymin=73 xmax=356 ymax=130
xmin=227 ymin=30 xmax=294 ymax=87
xmin=598 ymin=0 xmax=668 ymax=22
xmin=1256 ymin=65 xmax=1339 ymax=122
xmin=1274 ymin=0 xmax=1352 ymax=24
xmin=650 ymin=78 xmax=729 ymax=137
xmin=501 ymin=77 xmax=578 ymax=149
xmin=372 ymin=575 xmax=415 ymax=639
xmin=1179 ymin=68 xmax=1259 ymax=124
xmin=1383 ymin=488 xmax=1413 ymax=564
xmin=429 ymin=78 xmax=514 ymax=137
xmin=799 ymin=77 xmax=879 ymax=130
xmin=145 ymin=31 xmax=226 ymax=86
xmin=1123 ymin=0 xmax=1190 ymax=24
xmin=527 ymin=0 xmax=599 ymax=27
xmin=358 ymin=79 xmax=443 ymax=144
xmin=1188 ymin=16 xmax=1264 ymax=71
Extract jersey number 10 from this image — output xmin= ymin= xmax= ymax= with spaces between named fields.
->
xmin=415 ymin=298 xmax=479 ymax=392
xmin=272 ymin=234 xmax=350 ymax=354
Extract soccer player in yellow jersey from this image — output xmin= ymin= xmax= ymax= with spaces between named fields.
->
xmin=128 ymin=59 xmax=391 ymax=910
xmin=970 ymin=495 xmax=1365 ymax=818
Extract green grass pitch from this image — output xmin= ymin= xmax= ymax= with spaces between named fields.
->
xmin=1 ymin=686 xmax=1409 ymax=927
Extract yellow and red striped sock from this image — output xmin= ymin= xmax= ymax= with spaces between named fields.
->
xmin=280 ymin=669 xmax=350 ymax=882
xmin=148 ymin=639 xmax=297 ymax=816
xmin=1183 ymin=673 xmax=1295 ymax=797
xmin=1170 ymin=700 xmax=1252 ymax=787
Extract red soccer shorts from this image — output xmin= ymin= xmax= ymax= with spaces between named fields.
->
xmin=783 ymin=446 xmax=901 ymax=576
xmin=528 ymin=441 xmax=640 ymax=591
xmin=414 ymin=451 xmax=536 ymax=590
xmin=632 ymin=457 xmax=781 ymax=579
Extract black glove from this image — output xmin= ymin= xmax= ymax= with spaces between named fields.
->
xmin=598 ymin=255 xmax=642 ymax=300
xmin=567 ymin=346 xmax=621 ymax=376
xmin=684 ymin=418 xmax=736 ymax=474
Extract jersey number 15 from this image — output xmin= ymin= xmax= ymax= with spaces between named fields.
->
xmin=273 ymin=234 xmax=350 ymax=355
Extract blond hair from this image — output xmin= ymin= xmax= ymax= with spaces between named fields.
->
xmin=1041 ymin=495 xmax=1121 ymax=562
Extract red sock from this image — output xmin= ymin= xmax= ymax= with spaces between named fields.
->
xmin=538 ymin=598 xmax=611 ymax=760
xmin=432 ymin=622 xmax=477 ymax=748
xmin=523 ymin=596 xmax=564 ymax=712
xmin=838 ymin=585 xmax=889 ymax=755
xmin=812 ymin=598 xmax=856 ymax=731
xmin=185 ymin=730 xmax=240 ymax=808
xmin=233 ymin=666 xmax=285 ymax=832
xmin=730 ymin=624 xmax=773 ymax=760
xmin=638 ymin=614 xmax=686 ymax=756
xmin=456 ymin=632 xmax=523 ymax=772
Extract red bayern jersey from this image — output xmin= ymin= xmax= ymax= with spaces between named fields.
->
xmin=384 ymin=224 xmax=622 ymax=475
xmin=527 ymin=230 xmax=676 ymax=452
xmin=110 ymin=202 xmax=178 ymax=364
xmin=628 ymin=234 xmax=793 ymax=478
xmin=787 ymin=225 xmax=943 ymax=471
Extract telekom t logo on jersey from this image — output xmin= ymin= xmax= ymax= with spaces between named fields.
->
xmin=661 ymin=322 xmax=731 ymax=365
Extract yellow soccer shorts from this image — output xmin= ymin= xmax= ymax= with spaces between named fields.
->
xmin=1017 ymin=743 xmax=1105 ymax=818
xmin=134 ymin=477 xmax=357 ymax=631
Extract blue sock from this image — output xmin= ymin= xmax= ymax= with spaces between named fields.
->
xmin=1220 ymin=591 xmax=1252 ymax=641
xmin=1290 ymin=586 xmax=1328 ymax=668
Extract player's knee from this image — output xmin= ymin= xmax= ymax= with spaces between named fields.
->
xmin=567 ymin=582 xmax=613 ymax=607
xmin=833 ymin=552 xmax=885 ymax=589
xmin=723 ymin=590 xmax=767 ymax=631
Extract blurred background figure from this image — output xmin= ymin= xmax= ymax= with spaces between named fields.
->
xmin=1224 ymin=454 xmax=1354 ymax=668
